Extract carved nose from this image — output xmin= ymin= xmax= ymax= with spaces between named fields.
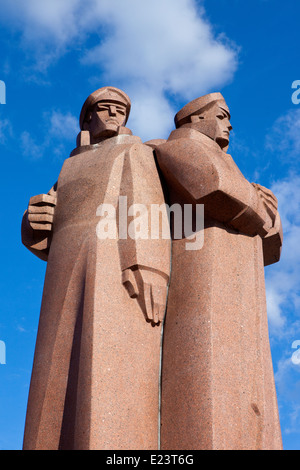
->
xmin=109 ymin=105 xmax=117 ymax=116
xmin=227 ymin=120 xmax=233 ymax=131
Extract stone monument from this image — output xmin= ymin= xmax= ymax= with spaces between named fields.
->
xmin=22 ymin=88 xmax=283 ymax=450
xmin=155 ymin=93 xmax=283 ymax=450
xmin=22 ymin=87 xmax=170 ymax=450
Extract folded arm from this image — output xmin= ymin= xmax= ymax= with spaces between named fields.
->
xmin=155 ymin=132 xmax=282 ymax=265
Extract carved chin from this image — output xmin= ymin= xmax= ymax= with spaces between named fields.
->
xmin=93 ymin=124 xmax=119 ymax=139
xmin=105 ymin=122 xmax=120 ymax=130
xmin=216 ymin=135 xmax=230 ymax=149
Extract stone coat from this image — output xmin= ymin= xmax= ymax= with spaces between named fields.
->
xmin=155 ymin=128 xmax=283 ymax=450
xmin=22 ymin=134 xmax=170 ymax=450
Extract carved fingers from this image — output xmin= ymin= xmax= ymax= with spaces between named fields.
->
xmin=122 ymin=269 xmax=139 ymax=298
xmin=252 ymin=183 xmax=278 ymax=230
xmin=144 ymin=282 xmax=167 ymax=325
xmin=27 ymin=193 xmax=57 ymax=231
xmin=122 ymin=267 xmax=168 ymax=326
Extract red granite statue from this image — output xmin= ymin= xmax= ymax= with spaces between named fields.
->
xmin=22 ymin=89 xmax=283 ymax=450
xmin=155 ymin=92 xmax=283 ymax=450
xmin=21 ymin=87 xmax=170 ymax=450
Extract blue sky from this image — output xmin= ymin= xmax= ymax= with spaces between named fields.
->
xmin=0 ymin=0 xmax=300 ymax=450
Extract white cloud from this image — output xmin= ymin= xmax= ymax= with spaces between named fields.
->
xmin=265 ymin=174 xmax=300 ymax=335
xmin=266 ymin=109 xmax=300 ymax=161
xmin=125 ymin=88 xmax=175 ymax=142
xmin=0 ymin=119 xmax=13 ymax=144
xmin=48 ymin=111 xmax=79 ymax=141
xmin=20 ymin=131 xmax=45 ymax=160
xmin=20 ymin=110 xmax=78 ymax=160
xmin=274 ymin=356 xmax=300 ymax=436
xmin=0 ymin=0 xmax=81 ymax=47
xmin=82 ymin=0 xmax=236 ymax=99
xmin=81 ymin=0 xmax=238 ymax=140
xmin=266 ymin=286 xmax=286 ymax=330
xmin=0 ymin=0 xmax=238 ymax=140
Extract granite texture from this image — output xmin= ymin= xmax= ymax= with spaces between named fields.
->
xmin=22 ymin=89 xmax=283 ymax=450
xmin=155 ymin=93 xmax=283 ymax=450
xmin=22 ymin=88 xmax=170 ymax=450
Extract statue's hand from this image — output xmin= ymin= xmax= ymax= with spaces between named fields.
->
xmin=27 ymin=194 xmax=57 ymax=231
xmin=252 ymin=183 xmax=278 ymax=231
xmin=122 ymin=267 xmax=168 ymax=326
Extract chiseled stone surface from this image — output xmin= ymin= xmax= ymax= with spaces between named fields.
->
xmin=22 ymin=89 xmax=283 ymax=450
xmin=156 ymin=93 xmax=283 ymax=450
xmin=22 ymin=87 xmax=170 ymax=450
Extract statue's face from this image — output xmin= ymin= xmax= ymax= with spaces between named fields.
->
xmin=189 ymin=101 xmax=232 ymax=150
xmin=87 ymin=101 xmax=127 ymax=140
xmin=213 ymin=103 xmax=232 ymax=148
